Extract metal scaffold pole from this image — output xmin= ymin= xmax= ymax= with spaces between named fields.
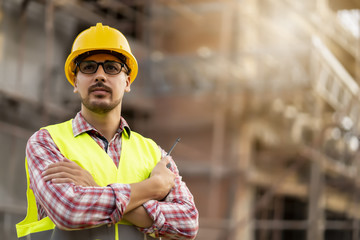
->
xmin=42 ymin=0 xmax=55 ymax=125
xmin=207 ymin=0 xmax=234 ymax=223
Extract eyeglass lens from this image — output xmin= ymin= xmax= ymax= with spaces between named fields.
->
xmin=79 ymin=61 xmax=123 ymax=75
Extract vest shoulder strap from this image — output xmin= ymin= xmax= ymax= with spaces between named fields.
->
xmin=45 ymin=119 xmax=118 ymax=186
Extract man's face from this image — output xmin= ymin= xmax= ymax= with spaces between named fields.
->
xmin=73 ymin=53 xmax=131 ymax=114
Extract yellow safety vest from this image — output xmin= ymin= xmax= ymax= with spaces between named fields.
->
xmin=16 ymin=119 xmax=161 ymax=240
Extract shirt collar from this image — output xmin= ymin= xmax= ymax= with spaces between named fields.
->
xmin=72 ymin=112 xmax=131 ymax=138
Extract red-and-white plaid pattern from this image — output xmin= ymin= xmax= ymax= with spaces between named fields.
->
xmin=26 ymin=112 xmax=198 ymax=239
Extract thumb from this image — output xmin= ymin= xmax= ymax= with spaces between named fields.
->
xmin=162 ymin=156 xmax=172 ymax=169
xmin=162 ymin=155 xmax=171 ymax=164
xmin=63 ymin=158 xmax=72 ymax=163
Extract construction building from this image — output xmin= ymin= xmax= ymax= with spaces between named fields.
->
xmin=1 ymin=0 xmax=360 ymax=239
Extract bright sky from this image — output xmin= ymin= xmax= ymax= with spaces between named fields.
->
xmin=337 ymin=9 xmax=360 ymax=38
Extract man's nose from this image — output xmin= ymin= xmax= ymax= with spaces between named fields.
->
xmin=94 ymin=65 xmax=106 ymax=81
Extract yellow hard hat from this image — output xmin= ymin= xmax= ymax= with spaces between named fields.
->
xmin=64 ymin=23 xmax=138 ymax=86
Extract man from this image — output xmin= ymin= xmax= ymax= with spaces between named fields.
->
xmin=16 ymin=23 xmax=199 ymax=240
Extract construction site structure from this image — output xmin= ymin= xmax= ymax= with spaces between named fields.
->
xmin=1 ymin=0 xmax=360 ymax=239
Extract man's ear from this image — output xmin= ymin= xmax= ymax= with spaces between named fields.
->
xmin=73 ymin=77 xmax=78 ymax=93
xmin=125 ymin=76 xmax=131 ymax=92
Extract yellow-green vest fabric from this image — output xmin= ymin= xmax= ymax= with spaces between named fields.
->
xmin=16 ymin=119 xmax=161 ymax=239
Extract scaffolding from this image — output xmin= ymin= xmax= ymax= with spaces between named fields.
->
xmin=1 ymin=0 xmax=360 ymax=239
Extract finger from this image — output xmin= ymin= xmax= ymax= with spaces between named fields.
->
xmin=43 ymin=165 xmax=78 ymax=177
xmin=161 ymin=156 xmax=171 ymax=165
xmin=43 ymin=172 xmax=89 ymax=187
xmin=161 ymin=156 xmax=174 ymax=170
xmin=43 ymin=171 xmax=77 ymax=183
xmin=42 ymin=168 xmax=68 ymax=178
xmin=43 ymin=171 xmax=68 ymax=181
xmin=51 ymin=178 xmax=71 ymax=184
xmin=166 ymin=162 xmax=171 ymax=169
xmin=46 ymin=161 xmax=79 ymax=170
xmin=51 ymin=178 xmax=75 ymax=184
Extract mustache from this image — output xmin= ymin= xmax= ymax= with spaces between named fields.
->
xmin=88 ymin=82 xmax=112 ymax=94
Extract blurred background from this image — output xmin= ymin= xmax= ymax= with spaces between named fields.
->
xmin=1 ymin=0 xmax=360 ymax=239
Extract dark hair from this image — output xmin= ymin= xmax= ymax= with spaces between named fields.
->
xmin=74 ymin=50 xmax=131 ymax=74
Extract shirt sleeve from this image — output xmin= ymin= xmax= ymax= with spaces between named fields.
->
xmin=26 ymin=129 xmax=131 ymax=230
xmin=139 ymin=149 xmax=199 ymax=239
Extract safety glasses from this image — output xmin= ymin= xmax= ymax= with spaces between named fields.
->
xmin=75 ymin=60 xmax=128 ymax=75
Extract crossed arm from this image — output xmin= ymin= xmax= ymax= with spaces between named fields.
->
xmin=27 ymin=129 xmax=199 ymax=239
xmin=42 ymin=158 xmax=172 ymax=228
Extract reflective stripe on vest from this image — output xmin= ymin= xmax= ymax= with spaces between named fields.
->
xmin=18 ymin=224 xmax=156 ymax=240
xmin=16 ymin=119 xmax=161 ymax=239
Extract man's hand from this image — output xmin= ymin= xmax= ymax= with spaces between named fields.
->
xmin=149 ymin=156 xmax=176 ymax=200
xmin=42 ymin=161 xmax=99 ymax=187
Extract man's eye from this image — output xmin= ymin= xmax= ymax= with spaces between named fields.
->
xmin=106 ymin=65 xmax=116 ymax=70
xmin=84 ymin=65 xmax=95 ymax=70
xmin=80 ymin=62 xmax=97 ymax=72
xmin=105 ymin=63 xmax=120 ymax=72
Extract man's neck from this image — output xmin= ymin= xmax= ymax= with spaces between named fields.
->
xmin=81 ymin=107 xmax=121 ymax=142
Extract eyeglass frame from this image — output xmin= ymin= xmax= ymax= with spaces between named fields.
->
xmin=74 ymin=60 xmax=129 ymax=75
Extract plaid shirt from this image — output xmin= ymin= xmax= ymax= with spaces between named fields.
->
xmin=26 ymin=112 xmax=198 ymax=239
